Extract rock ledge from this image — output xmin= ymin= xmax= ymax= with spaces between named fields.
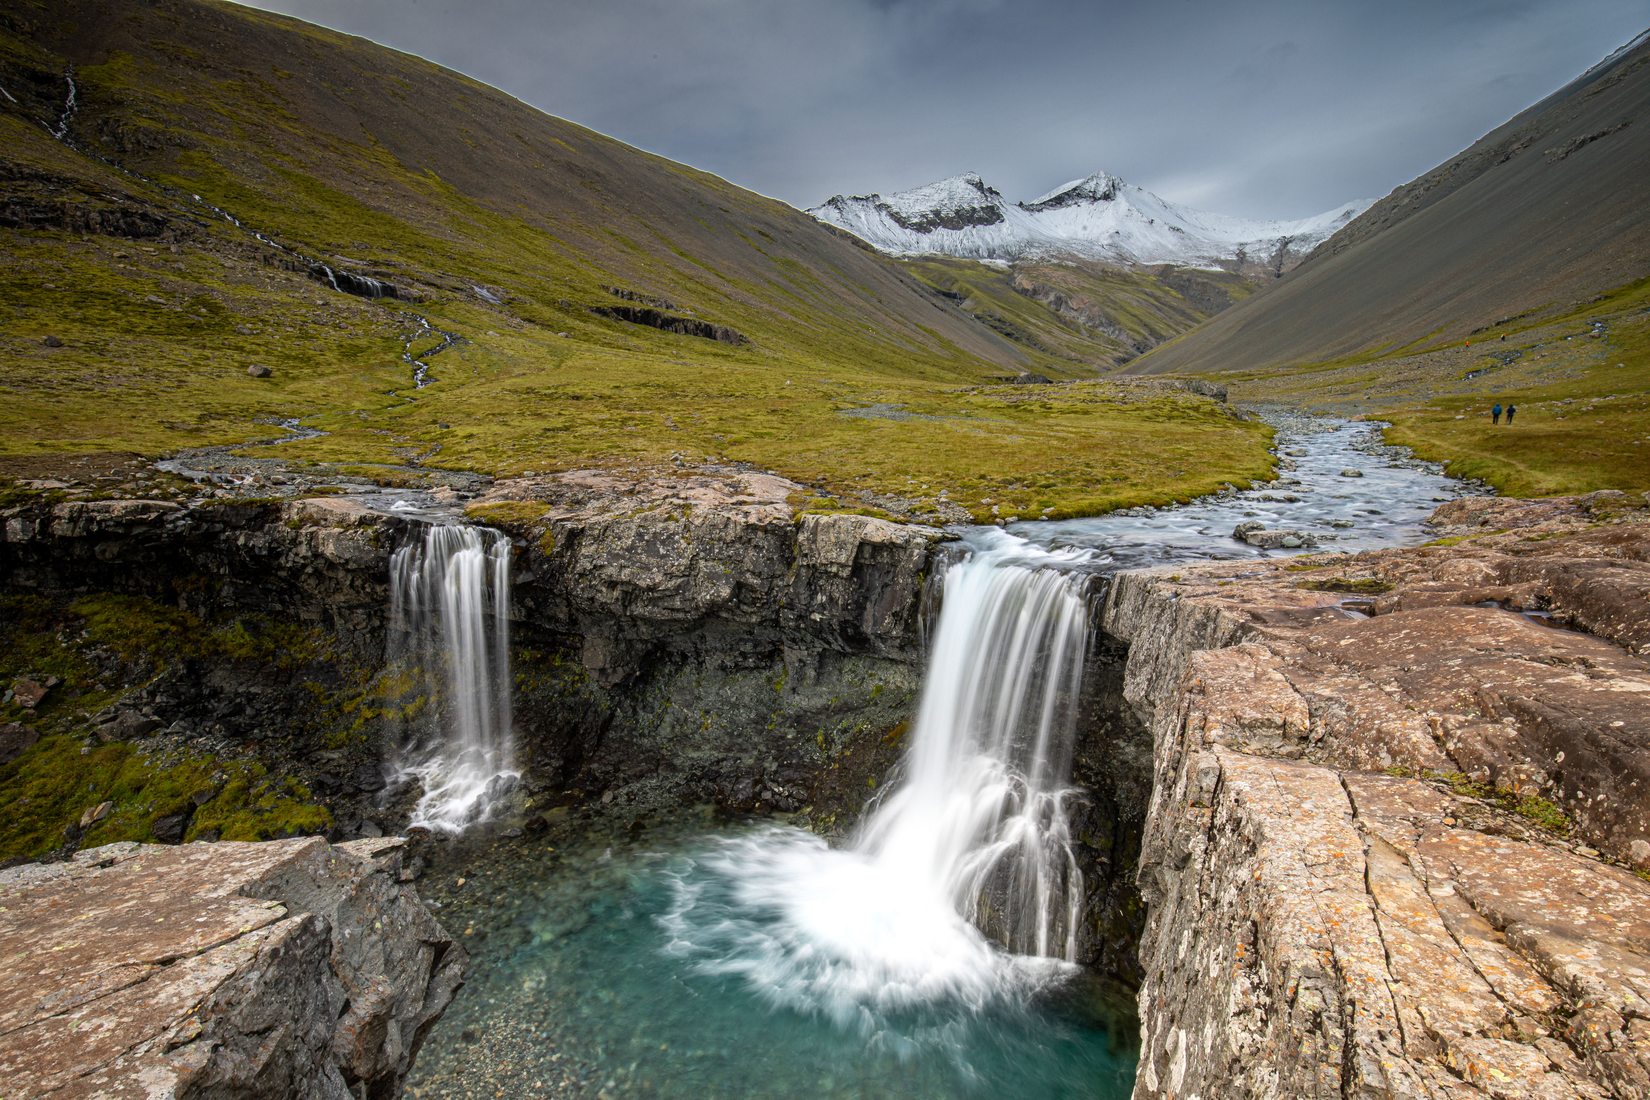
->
xmin=0 ymin=837 xmax=463 ymax=1098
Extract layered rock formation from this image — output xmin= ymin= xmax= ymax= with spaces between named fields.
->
xmin=0 ymin=835 xmax=462 ymax=1097
xmin=0 ymin=469 xmax=941 ymax=850
xmin=1107 ymin=492 xmax=1650 ymax=1097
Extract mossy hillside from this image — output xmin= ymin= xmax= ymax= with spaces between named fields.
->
xmin=0 ymin=592 xmax=384 ymax=862
xmin=905 ymin=257 xmax=1254 ymax=370
xmin=1 ymin=735 xmax=330 ymax=858
xmin=2 ymin=1 xmax=1278 ymax=518
xmin=1382 ymin=283 xmax=1650 ymax=496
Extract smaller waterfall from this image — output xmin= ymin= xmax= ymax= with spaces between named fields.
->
xmin=388 ymin=523 xmax=517 ymax=831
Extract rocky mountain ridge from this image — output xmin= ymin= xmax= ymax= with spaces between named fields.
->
xmin=809 ymin=171 xmax=1371 ymax=273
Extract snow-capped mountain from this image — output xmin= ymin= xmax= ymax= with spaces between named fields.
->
xmin=808 ymin=172 xmax=1373 ymax=271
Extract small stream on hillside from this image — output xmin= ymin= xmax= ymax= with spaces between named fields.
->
xmin=403 ymin=416 xmax=1476 ymax=1100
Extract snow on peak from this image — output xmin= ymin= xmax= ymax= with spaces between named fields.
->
xmin=1022 ymin=172 xmax=1124 ymax=211
xmin=808 ymin=171 xmax=1373 ymax=270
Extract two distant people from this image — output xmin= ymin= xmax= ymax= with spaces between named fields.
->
xmin=1491 ymin=402 xmax=1517 ymax=425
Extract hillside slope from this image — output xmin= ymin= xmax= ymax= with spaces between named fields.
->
xmin=0 ymin=0 xmax=1271 ymax=521
xmin=905 ymin=257 xmax=1254 ymax=370
xmin=1133 ymin=30 xmax=1650 ymax=377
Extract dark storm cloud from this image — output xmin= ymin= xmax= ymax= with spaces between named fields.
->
xmin=240 ymin=0 xmax=1647 ymax=218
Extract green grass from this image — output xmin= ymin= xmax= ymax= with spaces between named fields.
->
xmin=1429 ymin=770 xmax=1571 ymax=835
xmin=0 ymin=592 xmax=353 ymax=861
xmin=1199 ymin=275 xmax=1650 ymax=499
xmin=0 ymin=6 xmax=1279 ymax=521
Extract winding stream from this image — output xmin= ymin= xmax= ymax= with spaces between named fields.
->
xmin=405 ymin=415 xmax=1476 ymax=1099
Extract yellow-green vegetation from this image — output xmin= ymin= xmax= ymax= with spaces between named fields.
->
xmin=0 ymin=0 xmax=1276 ymax=522
xmin=1201 ymin=277 xmax=1650 ymax=499
xmin=0 ymin=734 xmax=330 ymax=857
xmin=903 ymin=256 xmax=1253 ymax=370
xmin=1383 ymin=289 xmax=1650 ymax=496
xmin=1429 ymin=770 xmax=1571 ymax=835
xmin=0 ymin=593 xmax=343 ymax=861
xmin=465 ymin=500 xmax=553 ymax=526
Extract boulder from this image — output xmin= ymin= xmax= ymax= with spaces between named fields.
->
xmin=0 ymin=837 xmax=462 ymax=1097
xmin=247 ymin=363 xmax=273 ymax=378
xmin=10 ymin=676 xmax=57 ymax=709
xmin=0 ymin=722 xmax=39 ymax=765
xmin=1231 ymin=521 xmax=1318 ymax=549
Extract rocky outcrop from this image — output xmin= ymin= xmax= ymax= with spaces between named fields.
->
xmin=1 ymin=495 xmax=408 ymax=657
xmin=0 ymin=836 xmax=462 ymax=1098
xmin=0 ymin=469 xmax=944 ymax=844
xmin=1105 ymin=494 xmax=1650 ymax=1097
xmin=474 ymin=467 xmax=943 ymax=816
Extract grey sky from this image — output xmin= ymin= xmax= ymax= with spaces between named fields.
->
xmin=240 ymin=0 xmax=1648 ymax=219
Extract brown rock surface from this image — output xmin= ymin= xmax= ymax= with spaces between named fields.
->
xmin=0 ymin=836 xmax=463 ymax=1098
xmin=1106 ymin=495 xmax=1650 ymax=1098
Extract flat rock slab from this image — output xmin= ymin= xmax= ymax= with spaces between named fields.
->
xmin=1108 ymin=494 xmax=1650 ymax=1097
xmin=0 ymin=837 xmax=463 ymax=1098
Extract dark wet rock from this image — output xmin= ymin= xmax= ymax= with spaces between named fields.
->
xmin=151 ymin=810 xmax=191 ymax=844
xmin=351 ymin=764 xmax=388 ymax=793
xmin=0 ymin=723 xmax=39 ymax=765
xmin=40 ymin=334 xmax=63 ymax=348
xmin=0 ymin=837 xmax=462 ymax=1097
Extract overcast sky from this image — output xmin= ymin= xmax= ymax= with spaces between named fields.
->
xmin=241 ymin=0 xmax=1648 ymax=219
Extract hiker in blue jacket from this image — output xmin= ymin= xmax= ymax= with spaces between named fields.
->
xmin=1492 ymin=403 xmax=1503 ymax=425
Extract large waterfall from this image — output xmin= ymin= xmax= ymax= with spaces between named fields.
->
xmin=387 ymin=523 xmax=517 ymax=832
xmin=663 ymin=529 xmax=1095 ymax=1034
xmin=853 ymin=532 xmax=1090 ymax=959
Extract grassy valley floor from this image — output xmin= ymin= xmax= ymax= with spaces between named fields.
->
xmin=1196 ymin=276 xmax=1650 ymax=497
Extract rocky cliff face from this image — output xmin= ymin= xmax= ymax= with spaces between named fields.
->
xmin=0 ymin=835 xmax=462 ymax=1098
xmin=0 ymin=468 xmax=944 ymax=853
xmin=471 ymin=467 xmax=942 ymax=819
xmin=1105 ymin=491 xmax=1650 ymax=1097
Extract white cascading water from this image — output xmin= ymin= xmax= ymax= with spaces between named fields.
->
xmin=854 ymin=532 xmax=1090 ymax=959
xmin=387 ymin=523 xmax=517 ymax=832
xmin=662 ymin=529 xmax=1095 ymax=1035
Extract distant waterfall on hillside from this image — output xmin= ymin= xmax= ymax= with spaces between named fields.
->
xmin=387 ymin=523 xmax=517 ymax=831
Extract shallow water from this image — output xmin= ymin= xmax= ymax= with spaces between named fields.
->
xmin=405 ymin=816 xmax=1138 ymax=1099
xmin=1011 ymin=417 xmax=1476 ymax=568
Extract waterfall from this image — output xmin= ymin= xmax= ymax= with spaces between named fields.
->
xmin=853 ymin=532 xmax=1090 ymax=959
xmin=387 ymin=522 xmax=517 ymax=832
xmin=662 ymin=529 xmax=1096 ymax=1032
